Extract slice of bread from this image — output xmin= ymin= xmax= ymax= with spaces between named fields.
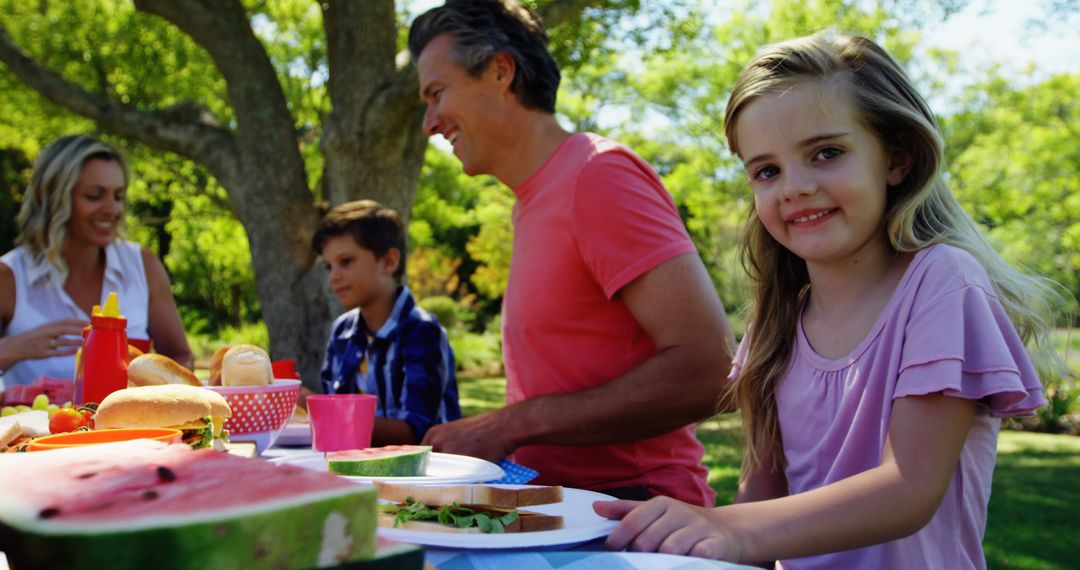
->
xmin=374 ymin=482 xmax=563 ymax=508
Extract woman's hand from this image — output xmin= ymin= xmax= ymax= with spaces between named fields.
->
xmin=0 ymin=319 xmax=85 ymax=364
xmin=594 ymin=496 xmax=742 ymax=561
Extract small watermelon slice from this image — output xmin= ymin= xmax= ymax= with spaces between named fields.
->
xmin=0 ymin=440 xmax=385 ymax=569
xmin=327 ymin=445 xmax=432 ymax=477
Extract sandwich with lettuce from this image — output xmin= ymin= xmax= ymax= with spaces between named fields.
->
xmin=94 ymin=385 xmax=231 ymax=450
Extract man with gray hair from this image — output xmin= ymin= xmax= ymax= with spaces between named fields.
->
xmin=410 ymin=0 xmax=733 ymax=507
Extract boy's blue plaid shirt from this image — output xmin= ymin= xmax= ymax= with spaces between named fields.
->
xmin=320 ymin=286 xmax=462 ymax=440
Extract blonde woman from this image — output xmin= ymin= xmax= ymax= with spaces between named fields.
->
xmin=0 ymin=135 xmax=192 ymax=390
xmin=595 ymin=32 xmax=1055 ymax=568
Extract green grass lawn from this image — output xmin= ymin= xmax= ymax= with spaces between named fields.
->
xmin=458 ymin=376 xmax=1080 ymax=569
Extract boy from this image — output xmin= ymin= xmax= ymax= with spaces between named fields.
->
xmin=312 ymin=200 xmax=461 ymax=445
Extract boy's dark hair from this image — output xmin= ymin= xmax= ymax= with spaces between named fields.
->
xmin=311 ymin=200 xmax=407 ymax=283
xmin=408 ymin=0 xmax=560 ymax=113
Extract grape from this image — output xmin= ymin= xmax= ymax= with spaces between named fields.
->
xmin=14 ymin=405 xmax=30 ymax=413
xmin=0 ymin=406 xmax=15 ymax=417
xmin=31 ymin=393 xmax=50 ymax=411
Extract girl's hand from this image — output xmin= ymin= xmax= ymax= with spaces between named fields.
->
xmin=2 ymin=319 xmax=85 ymax=362
xmin=593 ymin=497 xmax=742 ymax=560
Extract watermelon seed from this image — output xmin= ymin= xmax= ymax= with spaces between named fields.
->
xmin=75 ymin=472 xmax=97 ymax=479
xmin=38 ymin=507 xmax=60 ymax=519
xmin=156 ymin=466 xmax=177 ymax=482
xmin=142 ymin=490 xmax=159 ymax=500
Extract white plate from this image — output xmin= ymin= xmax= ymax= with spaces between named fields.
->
xmin=275 ymin=422 xmax=311 ymax=446
xmin=269 ymin=451 xmax=505 ymax=484
xmin=378 ymin=485 xmax=619 ymax=550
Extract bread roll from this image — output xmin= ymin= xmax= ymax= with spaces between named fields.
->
xmin=221 ymin=344 xmax=273 ymax=386
xmin=208 ymin=345 xmax=230 ymax=386
xmin=127 ymin=344 xmax=144 ymax=362
xmin=95 ymin=385 xmax=213 ymax=429
xmin=202 ymin=389 xmax=233 ymax=419
xmin=127 ymin=354 xmax=201 ymax=387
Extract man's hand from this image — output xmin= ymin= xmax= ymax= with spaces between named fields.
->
xmin=421 ymin=410 xmax=515 ymax=463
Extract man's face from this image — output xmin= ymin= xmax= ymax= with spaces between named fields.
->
xmin=418 ymin=33 xmax=508 ymax=177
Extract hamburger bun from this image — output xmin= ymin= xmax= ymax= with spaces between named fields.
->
xmin=203 ymin=389 xmax=233 ymax=420
xmin=127 ymin=354 xmax=202 ymax=387
xmin=221 ymin=345 xmax=273 ymax=387
xmin=208 ymin=345 xmax=230 ymax=386
xmin=95 ymin=385 xmax=217 ymax=430
xmin=95 ymin=385 xmax=233 ymax=449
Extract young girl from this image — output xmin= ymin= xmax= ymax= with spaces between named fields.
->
xmin=594 ymin=31 xmax=1054 ymax=568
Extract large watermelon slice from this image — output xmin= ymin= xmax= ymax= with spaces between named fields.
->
xmin=327 ymin=445 xmax=431 ymax=477
xmin=0 ymin=440 xmax=392 ymax=569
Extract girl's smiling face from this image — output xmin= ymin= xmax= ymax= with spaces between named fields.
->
xmin=66 ymin=158 xmax=126 ymax=248
xmin=735 ymin=80 xmax=910 ymax=269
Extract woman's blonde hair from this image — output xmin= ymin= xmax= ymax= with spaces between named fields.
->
xmin=723 ymin=31 xmax=1060 ymax=475
xmin=16 ymin=135 xmax=129 ymax=281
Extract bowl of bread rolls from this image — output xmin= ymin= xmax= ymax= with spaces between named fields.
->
xmin=204 ymin=344 xmax=301 ymax=454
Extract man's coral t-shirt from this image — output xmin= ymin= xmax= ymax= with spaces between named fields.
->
xmin=503 ymin=132 xmax=715 ymax=506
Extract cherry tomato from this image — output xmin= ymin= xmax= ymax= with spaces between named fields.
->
xmin=49 ymin=408 xmax=91 ymax=434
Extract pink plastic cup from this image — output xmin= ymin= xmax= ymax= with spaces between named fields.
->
xmin=307 ymin=394 xmax=378 ymax=452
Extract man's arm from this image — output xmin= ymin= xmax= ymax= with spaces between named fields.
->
xmin=422 ymin=252 xmax=734 ymax=461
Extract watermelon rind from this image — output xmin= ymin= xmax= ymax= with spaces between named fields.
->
xmin=328 ymin=446 xmax=431 ymax=477
xmin=0 ymin=488 xmax=378 ymax=570
xmin=329 ymin=538 xmax=425 ymax=569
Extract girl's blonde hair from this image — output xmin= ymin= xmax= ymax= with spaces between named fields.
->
xmin=17 ymin=135 xmax=129 ymax=281
xmin=723 ymin=31 xmax=1060 ymax=474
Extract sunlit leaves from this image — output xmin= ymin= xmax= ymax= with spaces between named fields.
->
xmin=945 ymin=72 xmax=1080 ymax=313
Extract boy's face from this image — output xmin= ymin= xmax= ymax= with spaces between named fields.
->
xmin=321 ymin=234 xmax=398 ymax=310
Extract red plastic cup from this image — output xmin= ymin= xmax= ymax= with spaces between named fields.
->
xmin=307 ymin=394 xmax=377 ymax=452
xmin=271 ymin=359 xmax=298 ymax=379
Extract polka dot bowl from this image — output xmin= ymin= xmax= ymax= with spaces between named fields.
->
xmin=206 ymin=379 xmax=301 ymax=454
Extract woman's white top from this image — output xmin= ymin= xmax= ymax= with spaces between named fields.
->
xmin=0 ymin=240 xmax=150 ymax=388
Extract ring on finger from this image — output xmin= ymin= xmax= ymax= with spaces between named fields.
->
xmin=50 ymin=338 xmax=57 ymax=349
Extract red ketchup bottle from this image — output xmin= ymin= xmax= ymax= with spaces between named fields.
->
xmin=74 ymin=293 xmax=129 ymax=405
xmin=72 ymin=304 xmax=99 ymax=398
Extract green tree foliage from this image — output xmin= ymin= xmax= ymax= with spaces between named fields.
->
xmin=0 ymin=148 xmax=29 ymax=253
xmin=4 ymin=0 xmax=1076 ymax=371
xmin=944 ymin=71 xmax=1080 ymax=318
xmin=1 ymin=0 xmax=639 ymax=380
